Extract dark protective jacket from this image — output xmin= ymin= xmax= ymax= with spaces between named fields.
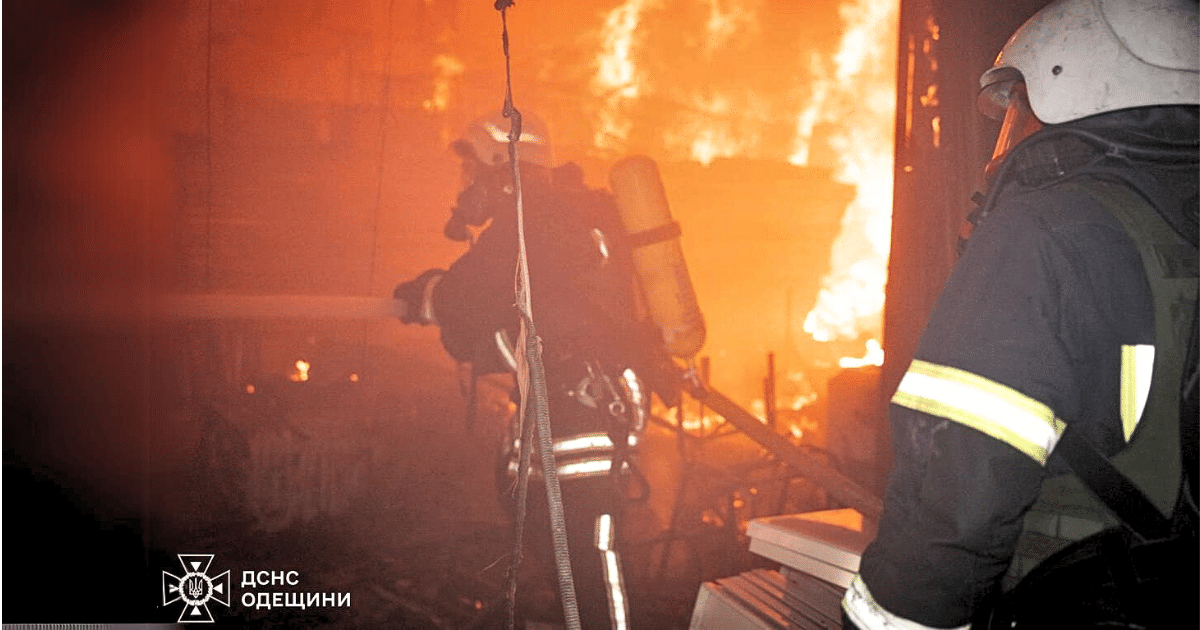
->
xmin=433 ymin=162 xmax=649 ymax=379
xmin=422 ymin=162 xmax=661 ymax=630
xmin=852 ymin=106 xmax=1199 ymax=628
xmin=428 ymin=161 xmax=668 ymax=469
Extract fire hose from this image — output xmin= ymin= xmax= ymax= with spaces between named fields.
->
xmin=149 ymin=289 xmax=884 ymax=525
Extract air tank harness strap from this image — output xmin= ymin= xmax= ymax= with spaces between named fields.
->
xmin=1054 ymin=428 xmax=1171 ymax=540
xmin=572 ymin=360 xmax=635 ymax=485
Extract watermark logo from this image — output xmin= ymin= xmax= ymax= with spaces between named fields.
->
xmin=163 ymin=554 xmax=231 ymax=623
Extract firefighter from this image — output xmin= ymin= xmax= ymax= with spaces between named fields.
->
xmin=842 ymin=0 xmax=1198 ymax=628
xmin=395 ymin=110 xmax=663 ymax=629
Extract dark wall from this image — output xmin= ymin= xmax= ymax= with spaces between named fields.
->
xmin=883 ymin=0 xmax=1050 ymax=396
xmin=860 ymin=0 xmax=1050 ymax=490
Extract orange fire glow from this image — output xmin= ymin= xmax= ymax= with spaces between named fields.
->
xmin=424 ymin=54 xmax=464 ymax=113
xmin=582 ymin=0 xmax=898 ymax=404
xmin=797 ymin=507 xmax=864 ymax=532
xmin=590 ymin=1 xmax=897 ymax=315
xmin=591 ymin=0 xmax=649 ymax=152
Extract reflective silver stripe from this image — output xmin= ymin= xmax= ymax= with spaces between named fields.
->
xmin=620 ymin=368 xmax=647 ymax=432
xmin=892 ymin=359 xmax=1066 ymax=465
xmin=595 ymin=513 xmax=615 ymax=552
xmin=591 ymin=228 xmax=611 ymax=262
xmin=509 ymin=432 xmax=637 ymax=455
xmin=1120 ymin=344 xmax=1154 ymax=442
xmin=594 ymin=514 xmax=629 ymax=630
xmin=494 ymin=329 xmax=518 ymax=371
xmin=842 ymin=575 xmax=969 ymax=630
xmin=558 ymin=432 xmax=638 ymax=451
xmin=621 ymin=368 xmax=644 ymax=406
xmin=558 ymin=458 xmax=626 ymax=479
xmin=481 ymin=121 xmax=547 ymax=146
xmin=555 ymin=433 xmax=615 ymax=454
xmin=506 ymin=457 xmax=628 ymax=479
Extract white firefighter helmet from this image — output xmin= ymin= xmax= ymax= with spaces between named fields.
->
xmin=979 ymin=0 xmax=1199 ymax=124
xmin=450 ymin=110 xmax=554 ymax=168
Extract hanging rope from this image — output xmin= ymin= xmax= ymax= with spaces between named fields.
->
xmin=493 ymin=2 xmax=582 ymax=630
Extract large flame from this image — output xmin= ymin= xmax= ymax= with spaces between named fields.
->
xmin=702 ymin=0 xmax=755 ymax=55
xmin=663 ymin=92 xmax=767 ymax=165
xmin=589 ymin=1 xmax=898 ymax=328
xmin=794 ymin=0 xmax=898 ymax=345
xmin=591 ymin=0 xmax=652 ymax=152
xmin=589 ymin=0 xmax=769 ymax=166
xmin=581 ymin=0 xmax=898 ymax=400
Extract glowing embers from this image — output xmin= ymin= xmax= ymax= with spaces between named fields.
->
xmin=279 ymin=360 xmax=359 ymax=386
xmin=289 ymin=359 xmax=311 ymax=382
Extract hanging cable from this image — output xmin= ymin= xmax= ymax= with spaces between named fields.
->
xmin=365 ymin=0 xmax=397 ymax=373
xmin=493 ymin=2 xmax=581 ymax=629
xmin=370 ymin=0 xmax=396 ymax=298
xmin=204 ymin=0 xmax=214 ymax=292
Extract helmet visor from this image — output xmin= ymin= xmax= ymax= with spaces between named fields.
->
xmin=984 ymin=79 xmax=1044 ymax=179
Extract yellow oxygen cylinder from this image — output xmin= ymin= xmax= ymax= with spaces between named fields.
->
xmin=608 ymin=155 xmax=706 ymax=360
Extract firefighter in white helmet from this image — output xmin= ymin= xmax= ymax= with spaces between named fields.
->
xmin=843 ymin=0 xmax=1198 ymax=628
xmin=395 ymin=110 xmax=672 ymax=629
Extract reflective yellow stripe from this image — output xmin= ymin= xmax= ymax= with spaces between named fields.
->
xmin=891 ymin=360 xmax=1065 ymax=465
xmin=1120 ymin=344 xmax=1154 ymax=442
xmin=842 ymin=575 xmax=969 ymax=630
xmin=482 ymin=121 xmax=547 ymax=146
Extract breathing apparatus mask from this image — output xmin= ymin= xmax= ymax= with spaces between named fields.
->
xmin=958 ymin=76 xmax=1046 ymax=252
xmin=979 ymin=73 xmax=1045 ymax=186
xmin=442 ymin=111 xmax=554 ymax=242
xmin=444 ymin=153 xmax=512 ymax=242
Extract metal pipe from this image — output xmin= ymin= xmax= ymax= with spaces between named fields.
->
xmin=684 ymin=380 xmax=884 ymax=522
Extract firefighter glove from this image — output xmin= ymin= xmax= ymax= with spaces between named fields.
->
xmin=394 ymin=269 xmax=445 ymax=326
